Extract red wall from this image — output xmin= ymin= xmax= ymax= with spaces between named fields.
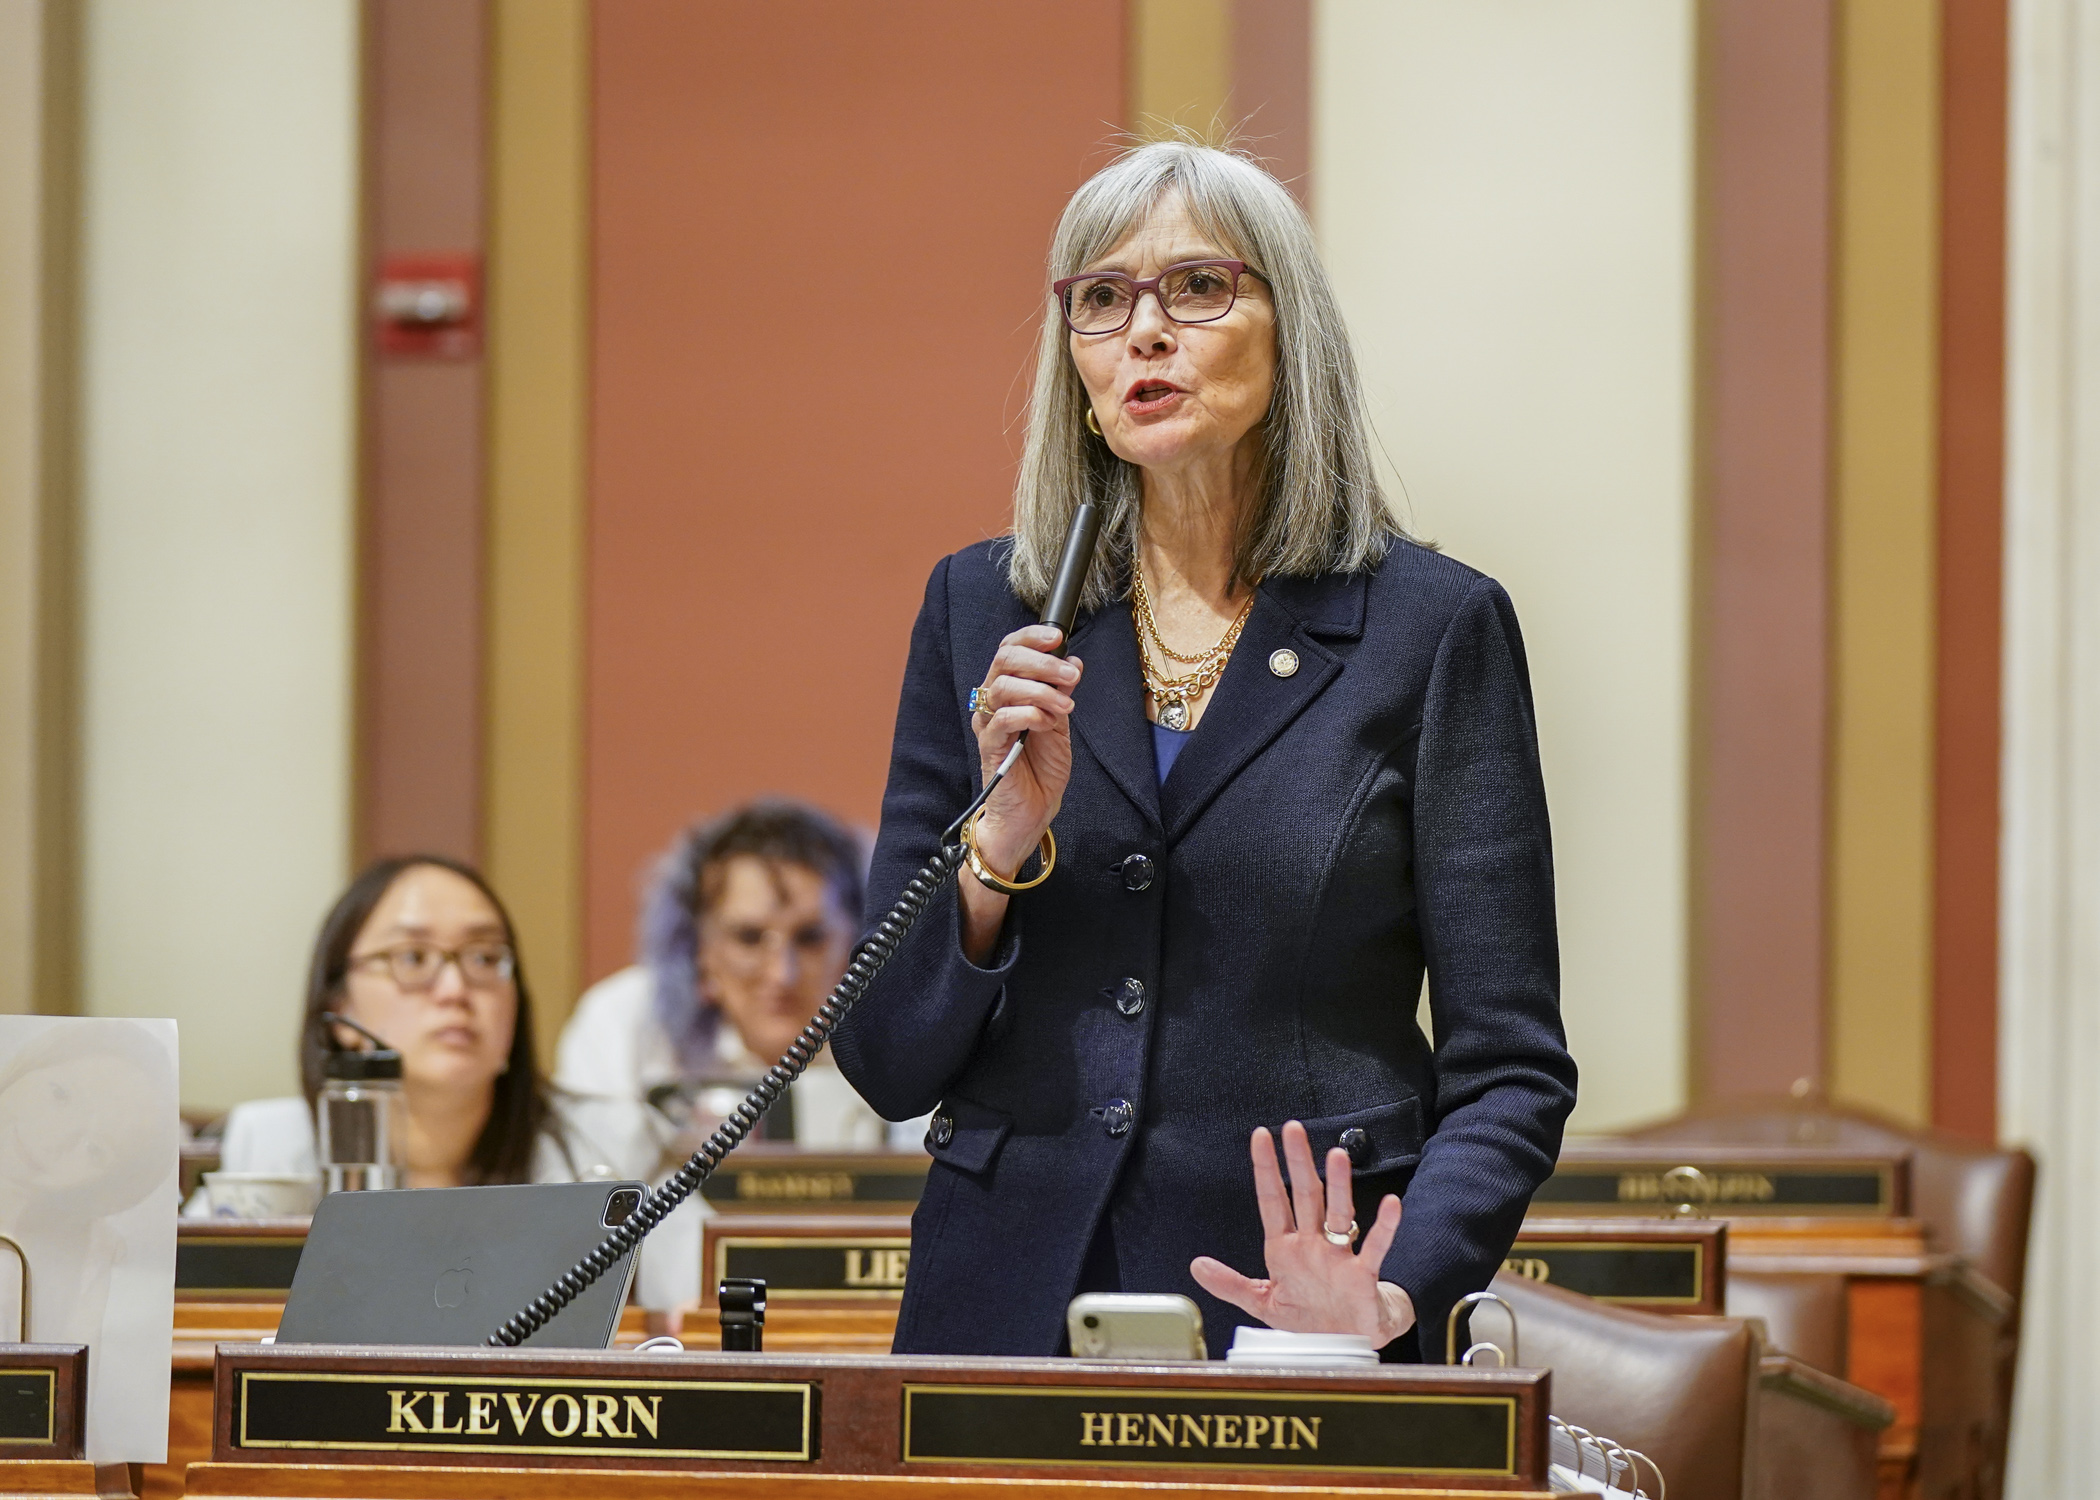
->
xmin=587 ymin=1 xmax=1126 ymax=982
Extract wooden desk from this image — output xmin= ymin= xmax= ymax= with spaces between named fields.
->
xmin=1725 ymin=1217 xmax=2010 ymax=1500
xmin=183 ymin=1345 xmax=1554 ymax=1497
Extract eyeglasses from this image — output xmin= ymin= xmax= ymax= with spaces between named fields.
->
xmin=1052 ymin=259 xmax=1256 ymax=336
xmin=348 ymin=942 xmax=516 ymax=992
xmin=704 ymin=921 xmax=846 ymax=976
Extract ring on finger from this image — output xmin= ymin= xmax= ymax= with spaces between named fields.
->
xmin=1322 ymin=1219 xmax=1359 ymax=1247
xmin=969 ymin=685 xmax=993 ymax=716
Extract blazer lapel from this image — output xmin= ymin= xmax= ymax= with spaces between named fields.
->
xmin=1157 ymin=571 xmax=1366 ymax=843
xmin=1067 ymin=599 xmax=1164 ymax=832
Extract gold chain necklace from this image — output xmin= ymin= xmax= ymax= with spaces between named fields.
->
xmin=1130 ymin=566 xmax=1254 ymax=731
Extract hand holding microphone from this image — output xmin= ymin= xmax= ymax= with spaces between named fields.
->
xmin=960 ymin=503 xmax=1101 ymax=952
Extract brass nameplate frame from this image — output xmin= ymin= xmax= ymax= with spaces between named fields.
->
xmin=711 ymin=1232 xmax=911 ymax=1300
xmin=0 ymin=1370 xmax=55 ymax=1445
xmin=698 ymin=1151 xmax=929 ymax=1214
xmin=232 ymin=1370 xmax=815 ymax=1461
xmin=900 ymin=1383 xmax=1517 ymax=1476
xmin=1533 ymin=1156 xmax=1901 ymax=1216
xmin=1503 ymin=1241 xmax=1706 ymax=1305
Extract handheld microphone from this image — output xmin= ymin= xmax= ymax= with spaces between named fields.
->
xmin=990 ymin=499 xmax=1103 ymax=779
xmin=1040 ymin=500 xmax=1104 ymax=659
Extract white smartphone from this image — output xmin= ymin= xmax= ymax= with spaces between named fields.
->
xmin=1066 ymin=1292 xmax=1208 ymax=1360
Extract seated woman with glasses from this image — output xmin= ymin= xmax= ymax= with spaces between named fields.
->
xmin=200 ymin=855 xmax=658 ymax=1203
xmin=555 ymin=799 xmax=916 ymax=1153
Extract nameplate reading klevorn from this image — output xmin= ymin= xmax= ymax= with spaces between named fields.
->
xmin=233 ymin=1371 xmax=814 ymax=1461
xmin=1502 ymin=1242 xmax=1706 ymax=1304
xmin=0 ymin=1371 xmax=55 ymax=1445
xmin=901 ymin=1385 xmax=1515 ymax=1476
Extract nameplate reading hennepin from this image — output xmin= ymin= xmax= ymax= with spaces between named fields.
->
xmin=901 ymin=1385 xmax=1515 ymax=1476
xmin=0 ymin=1371 xmax=56 ymax=1445
xmin=234 ymin=1371 xmax=814 ymax=1461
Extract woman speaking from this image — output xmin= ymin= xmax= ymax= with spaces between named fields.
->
xmin=833 ymin=140 xmax=1576 ymax=1361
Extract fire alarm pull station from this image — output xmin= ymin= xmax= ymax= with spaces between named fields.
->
xmin=374 ymin=251 xmax=480 ymax=359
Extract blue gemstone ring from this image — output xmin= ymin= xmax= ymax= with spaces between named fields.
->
xmin=969 ymin=685 xmax=990 ymax=716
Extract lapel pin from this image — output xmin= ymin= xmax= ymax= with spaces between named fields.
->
xmin=1269 ymin=648 xmax=1300 ymax=678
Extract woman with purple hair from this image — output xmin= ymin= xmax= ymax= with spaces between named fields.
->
xmin=554 ymin=801 xmax=923 ymax=1310
xmin=555 ymin=799 xmax=910 ymax=1146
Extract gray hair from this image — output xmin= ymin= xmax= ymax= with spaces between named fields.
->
xmin=1007 ymin=140 xmax=1400 ymax=611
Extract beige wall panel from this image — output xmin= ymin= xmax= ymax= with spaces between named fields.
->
xmin=1316 ymin=0 xmax=1696 ymax=1131
xmin=2001 ymin=0 xmax=2100 ymax=1482
xmin=1826 ymin=0 xmax=1941 ymax=1126
xmin=487 ymin=0 xmax=590 ymax=1052
xmin=77 ymin=0 xmax=358 ymax=1110
xmin=1130 ymin=0 xmax=1232 ymax=134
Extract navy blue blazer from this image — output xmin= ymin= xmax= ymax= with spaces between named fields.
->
xmin=832 ymin=537 xmax=1577 ymax=1361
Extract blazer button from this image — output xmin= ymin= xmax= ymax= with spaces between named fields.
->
xmin=1120 ymin=853 xmax=1155 ymax=891
xmin=1100 ymin=1099 xmax=1134 ymax=1138
xmin=927 ymin=1113 xmax=954 ymax=1149
xmin=1339 ymin=1127 xmax=1370 ymax=1166
xmin=1116 ymin=978 xmax=1146 ymax=1017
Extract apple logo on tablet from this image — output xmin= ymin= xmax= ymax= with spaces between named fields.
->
xmin=434 ymin=1266 xmax=471 ymax=1308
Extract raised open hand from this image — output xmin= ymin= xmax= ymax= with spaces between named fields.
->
xmin=1189 ymin=1120 xmax=1416 ymax=1345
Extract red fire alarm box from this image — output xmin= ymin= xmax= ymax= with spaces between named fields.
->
xmin=374 ymin=251 xmax=481 ymax=359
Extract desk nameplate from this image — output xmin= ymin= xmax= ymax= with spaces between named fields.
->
xmin=214 ymin=1347 xmax=1549 ymax=1488
xmin=0 ymin=1371 xmax=53 ymax=1445
xmin=0 ymin=1346 xmax=86 ymax=1459
xmin=703 ymin=1216 xmax=914 ymax=1303
xmin=902 ymin=1383 xmax=1517 ymax=1478
xmin=1536 ymin=1150 xmax=1905 ymax=1217
xmin=232 ymin=1370 xmax=815 ymax=1462
xmin=697 ymin=1150 xmax=929 ymax=1214
xmin=1503 ymin=1244 xmax=1710 ymax=1314
xmin=177 ymin=1234 xmax=308 ymax=1297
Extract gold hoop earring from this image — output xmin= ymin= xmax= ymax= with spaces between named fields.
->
xmin=1085 ymin=407 xmax=1102 ymax=436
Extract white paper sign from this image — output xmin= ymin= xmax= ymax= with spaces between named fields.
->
xmin=0 ymin=1016 xmax=179 ymax=1464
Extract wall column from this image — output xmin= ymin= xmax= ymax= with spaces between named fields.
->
xmin=0 ymin=0 xmax=81 ymax=1018
xmin=1691 ymin=0 xmax=1838 ymax=1102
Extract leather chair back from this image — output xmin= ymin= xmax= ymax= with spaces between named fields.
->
xmin=1492 ymin=1271 xmax=1760 ymax=1500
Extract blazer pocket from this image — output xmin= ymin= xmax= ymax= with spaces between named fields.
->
xmin=1296 ymin=1097 xmax=1425 ymax=1176
xmin=925 ymin=1095 xmax=1012 ymax=1176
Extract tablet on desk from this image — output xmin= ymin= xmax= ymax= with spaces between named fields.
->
xmin=275 ymin=1181 xmax=645 ymax=1349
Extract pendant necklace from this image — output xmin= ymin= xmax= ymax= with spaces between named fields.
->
xmin=1130 ymin=565 xmax=1254 ymax=731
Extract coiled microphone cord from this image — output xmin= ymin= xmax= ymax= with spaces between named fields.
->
xmin=485 ymin=779 xmax=1003 ymax=1347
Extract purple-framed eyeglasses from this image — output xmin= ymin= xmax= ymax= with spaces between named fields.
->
xmin=1052 ymin=259 xmax=1259 ymax=336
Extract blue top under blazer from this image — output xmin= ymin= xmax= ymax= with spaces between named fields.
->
xmin=832 ymin=536 xmax=1578 ymax=1361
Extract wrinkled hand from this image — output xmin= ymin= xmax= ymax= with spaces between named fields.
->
xmin=968 ymin=624 xmax=1083 ymax=876
xmin=1189 ymin=1120 xmax=1416 ymax=1345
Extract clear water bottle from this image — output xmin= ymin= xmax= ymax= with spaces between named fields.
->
xmin=316 ymin=1017 xmax=404 ymax=1194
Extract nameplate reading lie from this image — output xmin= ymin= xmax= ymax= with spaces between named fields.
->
xmin=900 ymin=1384 xmax=1515 ymax=1476
xmin=712 ymin=1235 xmax=911 ymax=1299
xmin=1532 ymin=1162 xmax=1896 ymax=1215
xmin=1502 ymin=1242 xmax=1705 ymax=1304
xmin=0 ymin=1371 xmax=55 ymax=1445
xmin=233 ymin=1371 xmax=815 ymax=1461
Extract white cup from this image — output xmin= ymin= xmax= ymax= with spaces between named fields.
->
xmin=202 ymin=1172 xmax=322 ymax=1219
xmin=1224 ymin=1326 xmax=1380 ymax=1368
